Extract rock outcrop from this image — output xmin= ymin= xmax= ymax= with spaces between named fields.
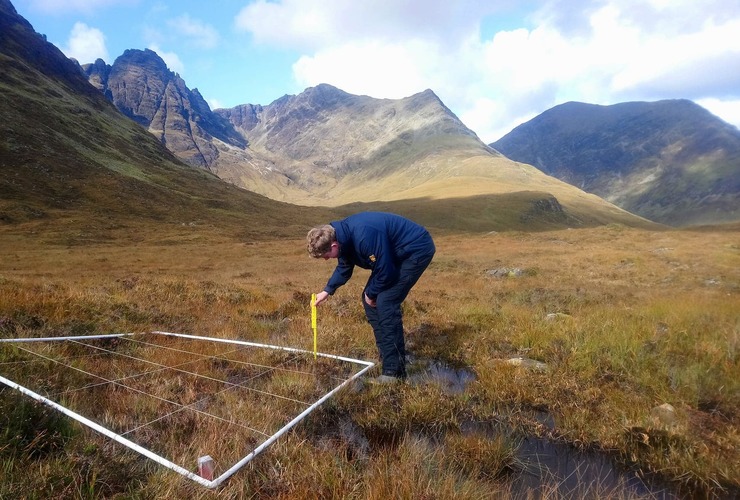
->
xmin=84 ymin=49 xmax=245 ymax=169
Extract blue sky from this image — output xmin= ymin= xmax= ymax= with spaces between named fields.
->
xmin=12 ymin=0 xmax=740 ymax=143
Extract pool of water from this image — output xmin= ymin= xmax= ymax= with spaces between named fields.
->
xmin=460 ymin=419 xmax=681 ymax=499
xmin=405 ymin=358 xmax=684 ymax=498
xmin=315 ymin=357 xmax=712 ymax=497
xmin=406 ymin=357 xmax=476 ymax=394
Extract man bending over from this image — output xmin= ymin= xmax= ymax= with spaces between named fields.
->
xmin=307 ymin=212 xmax=435 ymax=383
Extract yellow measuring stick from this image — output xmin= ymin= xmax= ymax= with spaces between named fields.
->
xmin=311 ymin=293 xmax=317 ymax=359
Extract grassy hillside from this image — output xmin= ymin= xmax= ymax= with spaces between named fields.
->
xmin=0 ymin=0 xmax=333 ymax=242
xmin=330 ymin=151 xmax=661 ymax=231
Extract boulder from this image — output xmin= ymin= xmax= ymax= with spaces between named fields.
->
xmin=650 ymin=403 xmax=677 ymax=425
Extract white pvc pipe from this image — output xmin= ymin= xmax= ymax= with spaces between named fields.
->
xmin=0 ymin=373 xmax=215 ymax=488
xmin=152 ymin=331 xmax=375 ymax=367
xmin=0 ymin=333 xmax=132 ymax=343
xmin=0 ymin=330 xmax=375 ymax=489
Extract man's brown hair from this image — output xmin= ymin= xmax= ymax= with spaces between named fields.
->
xmin=307 ymin=225 xmax=336 ymax=258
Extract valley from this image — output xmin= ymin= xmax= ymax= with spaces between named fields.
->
xmin=1 ymin=1 xmax=738 ymax=497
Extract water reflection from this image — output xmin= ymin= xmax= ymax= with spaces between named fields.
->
xmin=406 ymin=357 xmax=476 ymax=394
xmin=461 ymin=419 xmax=681 ymax=499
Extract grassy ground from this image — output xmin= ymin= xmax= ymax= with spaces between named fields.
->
xmin=0 ymin=223 xmax=737 ymax=499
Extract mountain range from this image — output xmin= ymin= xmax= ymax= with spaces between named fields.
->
xmin=73 ymin=47 xmax=653 ymax=228
xmin=1 ymin=0 xmax=644 ymax=236
xmin=5 ymin=0 xmax=735 ymax=233
xmin=0 ymin=0 xmax=328 ymax=242
xmin=82 ymin=47 xmax=738 ymax=227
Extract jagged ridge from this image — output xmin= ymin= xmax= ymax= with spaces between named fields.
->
xmin=81 ymin=49 xmax=245 ymax=169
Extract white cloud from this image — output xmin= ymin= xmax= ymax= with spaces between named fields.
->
xmin=696 ymin=98 xmax=740 ymax=130
xmin=459 ymin=97 xmax=538 ymax=143
xmin=235 ymin=0 xmax=495 ymax=49
xmin=207 ymin=97 xmax=223 ymax=111
xmin=62 ymin=22 xmax=109 ymax=63
xmin=238 ymin=0 xmax=740 ymax=141
xmin=293 ymin=39 xmax=437 ymax=99
xmin=147 ymin=43 xmax=185 ymax=75
xmin=167 ymin=14 xmax=219 ymax=49
xmin=609 ymin=17 xmax=740 ymax=97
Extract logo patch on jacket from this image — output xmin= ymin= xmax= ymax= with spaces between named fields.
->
xmin=369 ymin=254 xmax=376 ymax=263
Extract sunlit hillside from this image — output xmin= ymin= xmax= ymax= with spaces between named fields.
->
xmin=215 ymin=85 xmax=660 ymax=230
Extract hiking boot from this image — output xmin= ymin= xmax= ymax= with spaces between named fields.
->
xmin=369 ymin=374 xmax=404 ymax=385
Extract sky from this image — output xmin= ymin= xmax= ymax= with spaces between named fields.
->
xmin=11 ymin=0 xmax=740 ymax=143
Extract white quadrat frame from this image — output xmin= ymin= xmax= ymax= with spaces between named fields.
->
xmin=0 ymin=330 xmax=374 ymax=489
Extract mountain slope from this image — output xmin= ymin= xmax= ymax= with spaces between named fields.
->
xmin=490 ymin=100 xmax=740 ymax=226
xmin=0 ymin=0 xmax=325 ymax=241
xmin=215 ymin=84 xmax=496 ymax=203
xmin=214 ymin=85 xmax=658 ymax=229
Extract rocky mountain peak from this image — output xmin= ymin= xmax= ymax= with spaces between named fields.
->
xmin=81 ymin=58 xmax=111 ymax=95
xmin=82 ymin=48 xmax=245 ymax=168
xmin=107 ymin=49 xmax=174 ymax=126
xmin=219 ymin=84 xmax=485 ymax=163
xmin=114 ymin=48 xmax=170 ymax=77
xmin=298 ymin=83 xmax=353 ymax=107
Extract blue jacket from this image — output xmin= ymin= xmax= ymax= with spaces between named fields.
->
xmin=324 ymin=212 xmax=435 ymax=300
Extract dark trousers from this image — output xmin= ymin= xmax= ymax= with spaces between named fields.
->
xmin=363 ymin=249 xmax=434 ymax=376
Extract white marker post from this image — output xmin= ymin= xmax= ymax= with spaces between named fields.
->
xmin=198 ymin=455 xmax=215 ymax=480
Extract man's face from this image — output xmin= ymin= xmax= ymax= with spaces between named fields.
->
xmin=322 ymin=241 xmax=339 ymax=260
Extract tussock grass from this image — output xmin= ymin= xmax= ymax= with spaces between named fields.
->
xmin=0 ymin=224 xmax=738 ymax=498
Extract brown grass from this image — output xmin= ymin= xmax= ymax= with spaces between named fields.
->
xmin=0 ymin=224 xmax=738 ymax=498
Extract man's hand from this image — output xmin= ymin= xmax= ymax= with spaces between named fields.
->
xmin=364 ymin=293 xmax=376 ymax=308
xmin=314 ymin=291 xmax=330 ymax=306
